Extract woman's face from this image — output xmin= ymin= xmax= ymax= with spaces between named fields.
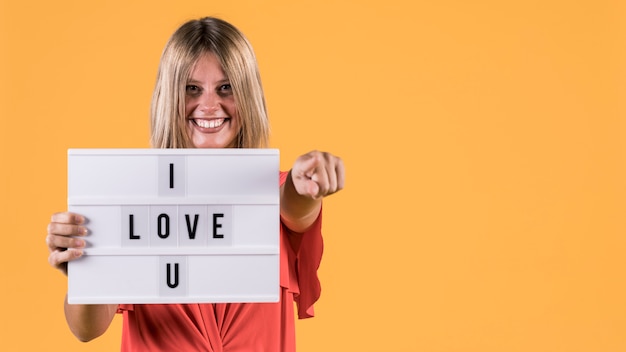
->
xmin=185 ymin=52 xmax=241 ymax=148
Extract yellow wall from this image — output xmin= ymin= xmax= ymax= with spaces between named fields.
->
xmin=2 ymin=0 xmax=625 ymax=351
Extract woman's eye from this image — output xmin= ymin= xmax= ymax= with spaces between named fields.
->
xmin=186 ymin=85 xmax=201 ymax=94
xmin=219 ymin=84 xmax=232 ymax=93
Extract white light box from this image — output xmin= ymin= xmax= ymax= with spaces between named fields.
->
xmin=67 ymin=149 xmax=280 ymax=304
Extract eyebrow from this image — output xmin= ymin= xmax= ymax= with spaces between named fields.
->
xmin=186 ymin=78 xmax=230 ymax=85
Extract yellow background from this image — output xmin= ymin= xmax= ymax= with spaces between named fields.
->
xmin=1 ymin=0 xmax=625 ymax=351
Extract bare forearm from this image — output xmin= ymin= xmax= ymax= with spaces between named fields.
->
xmin=280 ymin=170 xmax=322 ymax=233
xmin=64 ymin=295 xmax=117 ymax=342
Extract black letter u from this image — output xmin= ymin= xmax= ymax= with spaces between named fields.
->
xmin=166 ymin=263 xmax=179 ymax=288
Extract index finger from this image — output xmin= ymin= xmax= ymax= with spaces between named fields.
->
xmin=294 ymin=152 xmax=322 ymax=178
xmin=51 ymin=212 xmax=86 ymax=225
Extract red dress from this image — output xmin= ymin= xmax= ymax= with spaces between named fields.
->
xmin=117 ymin=172 xmax=323 ymax=351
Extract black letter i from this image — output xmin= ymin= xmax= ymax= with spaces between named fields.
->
xmin=169 ymin=163 xmax=174 ymax=189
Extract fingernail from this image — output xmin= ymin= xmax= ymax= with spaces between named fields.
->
xmin=75 ymin=239 xmax=85 ymax=248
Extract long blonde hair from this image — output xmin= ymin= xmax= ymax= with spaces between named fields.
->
xmin=150 ymin=17 xmax=270 ymax=149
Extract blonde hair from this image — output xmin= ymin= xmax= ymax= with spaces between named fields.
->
xmin=150 ymin=17 xmax=270 ymax=149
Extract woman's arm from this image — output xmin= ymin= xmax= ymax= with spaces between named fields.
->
xmin=47 ymin=212 xmax=117 ymax=342
xmin=280 ymin=151 xmax=345 ymax=233
xmin=64 ymin=299 xmax=118 ymax=342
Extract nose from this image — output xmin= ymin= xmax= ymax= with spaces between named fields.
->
xmin=198 ymin=91 xmax=221 ymax=114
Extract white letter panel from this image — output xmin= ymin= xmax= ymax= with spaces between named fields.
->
xmin=67 ymin=149 xmax=279 ymax=304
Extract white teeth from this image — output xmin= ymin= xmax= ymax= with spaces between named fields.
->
xmin=195 ymin=118 xmax=225 ymax=128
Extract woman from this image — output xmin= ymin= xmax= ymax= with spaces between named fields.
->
xmin=46 ymin=16 xmax=344 ymax=351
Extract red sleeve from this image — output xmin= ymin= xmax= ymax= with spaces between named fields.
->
xmin=279 ymin=171 xmax=324 ymax=319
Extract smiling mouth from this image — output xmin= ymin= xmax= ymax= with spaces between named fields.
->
xmin=192 ymin=118 xmax=229 ymax=129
